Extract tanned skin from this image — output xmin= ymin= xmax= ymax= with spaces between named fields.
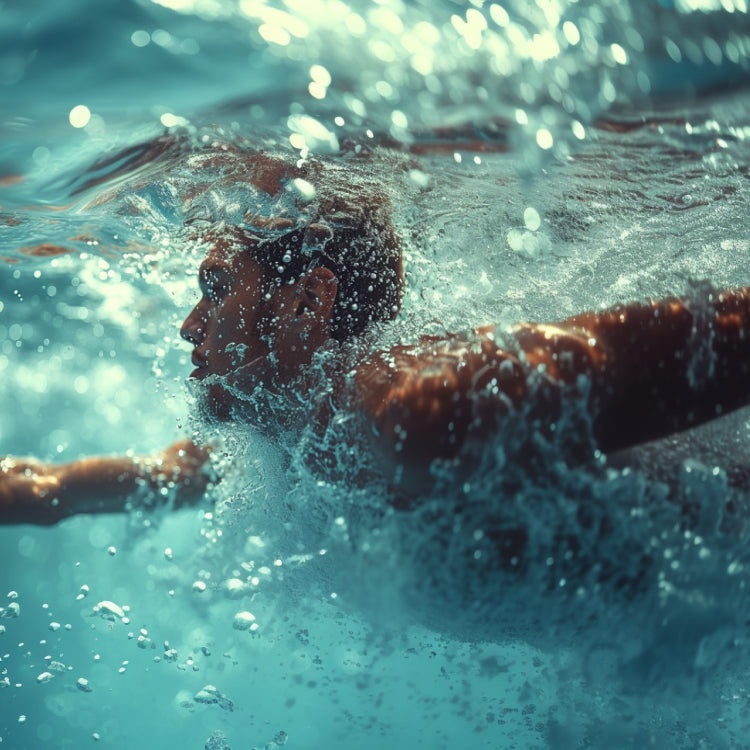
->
xmin=4 ymin=263 xmax=750 ymax=524
xmin=353 ymin=290 xmax=750 ymax=493
xmin=4 ymin=145 xmax=750 ymax=524
xmin=0 ymin=441 xmax=209 ymax=525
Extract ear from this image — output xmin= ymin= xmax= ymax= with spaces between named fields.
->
xmin=293 ymin=266 xmax=337 ymax=324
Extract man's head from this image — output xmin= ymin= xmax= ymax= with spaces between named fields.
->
xmin=180 ymin=152 xmax=403 ymax=420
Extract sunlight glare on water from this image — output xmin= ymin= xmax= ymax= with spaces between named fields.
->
xmin=3 ymin=1 xmax=750 ymax=749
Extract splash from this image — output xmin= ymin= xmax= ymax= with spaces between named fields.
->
xmin=4 ymin=1 xmax=750 ymax=747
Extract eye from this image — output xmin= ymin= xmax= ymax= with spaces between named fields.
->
xmin=201 ymin=271 xmax=229 ymax=304
xmin=206 ymin=283 xmax=226 ymax=304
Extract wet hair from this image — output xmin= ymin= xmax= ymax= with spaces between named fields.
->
xmin=241 ymin=158 xmax=404 ymax=342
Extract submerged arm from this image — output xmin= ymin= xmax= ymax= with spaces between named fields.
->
xmin=0 ymin=440 xmax=210 ymax=525
xmin=355 ymin=287 xmax=750 ymax=492
xmin=522 ymin=287 xmax=750 ymax=453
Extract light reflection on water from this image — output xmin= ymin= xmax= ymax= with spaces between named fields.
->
xmin=3 ymin=1 xmax=750 ymax=748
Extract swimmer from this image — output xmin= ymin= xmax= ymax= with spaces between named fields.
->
xmin=3 ymin=149 xmax=750 ymax=524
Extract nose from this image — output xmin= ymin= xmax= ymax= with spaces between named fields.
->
xmin=180 ymin=303 xmax=206 ymax=345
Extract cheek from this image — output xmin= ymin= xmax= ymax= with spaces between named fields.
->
xmin=225 ymin=300 xmax=257 ymax=334
xmin=216 ymin=307 xmax=268 ymax=364
xmin=225 ymin=342 xmax=250 ymax=367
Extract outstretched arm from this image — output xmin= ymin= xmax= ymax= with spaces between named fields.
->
xmin=0 ymin=440 xmax=210 ymax=525
xmin=354 ymin=287 xmax=750 ymax=491
xmin=516 ymin=287 xmax=750 ymax=453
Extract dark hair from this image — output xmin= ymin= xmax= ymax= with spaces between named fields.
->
xmin=243 ymin=158 xmax=403 ymax=342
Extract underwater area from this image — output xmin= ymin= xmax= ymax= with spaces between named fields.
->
xmin=4 ymin=0 xmax=750 ymax=747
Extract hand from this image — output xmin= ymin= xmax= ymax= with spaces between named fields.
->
xmin=0 ymin=440 xmax=212 ymax=525
xmin=0 ymin=456 xmax=63 ymax=524
xmin=156 ymin=440 xmax=212 ymax=504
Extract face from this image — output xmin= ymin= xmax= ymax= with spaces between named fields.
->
xmin=180 ymin=241 xmax=337 ymax=421
xmin=180 ymin=243 xmax=273 ymax=420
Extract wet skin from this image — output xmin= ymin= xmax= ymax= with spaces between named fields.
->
xmin=180 ymin=243 xmax=750 ymax=494
xmin=7 ymin=227 xmax=750 ymax=522
xmin=179 ymin=241 xmax=338 ymax=421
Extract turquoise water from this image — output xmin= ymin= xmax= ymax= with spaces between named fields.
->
xmin=4 ymin=1 xmax=750 ymax=748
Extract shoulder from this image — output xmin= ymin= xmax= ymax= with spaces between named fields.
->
xmin=346 ymin=332 xmax=529 ymax=487
xmin=353 ymin=331 xmax=527 ymax=413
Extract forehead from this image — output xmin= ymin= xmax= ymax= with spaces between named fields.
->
xmin=199 ymin=242 xmax=265 ymax=288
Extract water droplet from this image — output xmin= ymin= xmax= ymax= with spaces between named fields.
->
xmin=232 ymin=611 xmax=256 ymax=630
xmin=92 ymin=600 xmax=125 ymax=621
xmin=524 ymin=207 xmax=541 ymax=231
xmin=408 ymin=169 xmax=431 ymax=189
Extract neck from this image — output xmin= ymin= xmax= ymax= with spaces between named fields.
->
xmin=232 ymin=341 xmax=345 ymax=437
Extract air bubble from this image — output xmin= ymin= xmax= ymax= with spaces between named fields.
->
xmin=524 ymin=207 xmax=541 ymax=231
xmin=131 ymin=30 xmax=150 ymax=47
xmin=0 ymin=602 xmax=20 ymax=619
xmin=291 ymin=178 xmax=316 ymax=201
xmin=408 ymin=169 xmax=431 ymax=189
xmin=69 ymin=105 xmax=91 ymax=128
xmin=232 ymin=611 xmax=256 ymax=630
xmin=536 ymin=128 xmax=553 ymax=150
xmin=224 ymin=579 xmax=245 ymax=598
xmin=194 ymin=684 xmax=234 ymax=711
xmin=92 ymin=600 xmax=125 ymax=620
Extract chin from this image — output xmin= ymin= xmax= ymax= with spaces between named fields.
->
xmin=188 ymin=368 xmax=287 ymax=432
xmin=205 ymin=382 xmax=241 ymax=422
xmin=187 ymin=376 xmax=235 ymax=423
xmin=203 ymin=380 xmax=279 ymax=429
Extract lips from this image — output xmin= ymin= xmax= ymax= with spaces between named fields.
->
xmin=189 ymin=351 xmax=209 ymax=380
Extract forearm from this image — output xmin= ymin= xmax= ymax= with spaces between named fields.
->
xmin=58 ymin=457 xmax=164 ymax=516
xmin=0 ymin=442 xmax=209 ymax=525
xmin=0 ymin=456 xmax=136 ymax=525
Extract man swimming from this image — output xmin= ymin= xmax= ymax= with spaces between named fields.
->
xmin=3 ymin=147 xmax=750 ymax=524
